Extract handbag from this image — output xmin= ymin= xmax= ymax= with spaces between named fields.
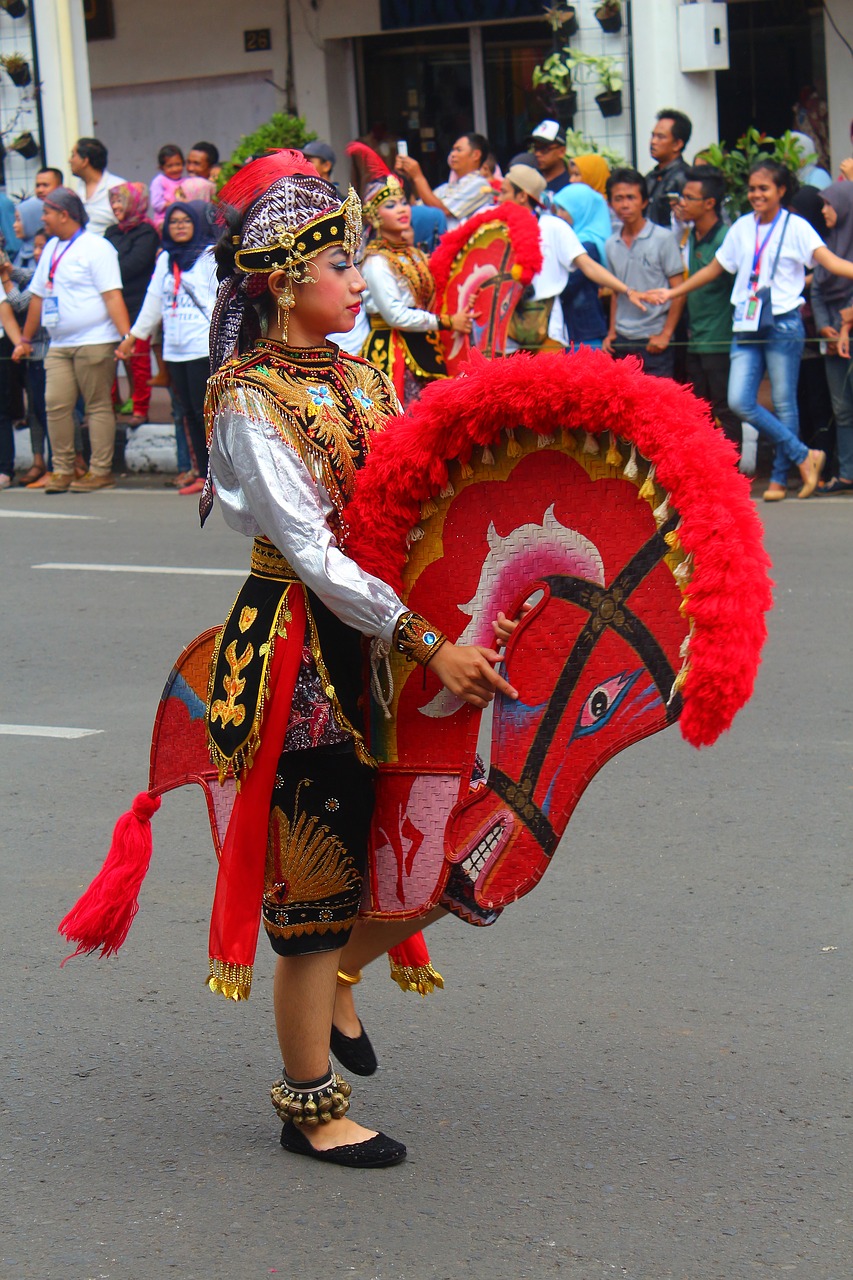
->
xmin=508 ymin=289 xmax=555 ymax=350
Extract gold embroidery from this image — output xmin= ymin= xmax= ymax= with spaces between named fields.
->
xmin=364 ymin=240 xmax=436 ymax=309
xmin=209 ymin=640 xmax=253 ymax=728
xmin=265 ymin=782 xmax=360 ymax=906
xmin=238 ymin=606 xmax=257 ymax=632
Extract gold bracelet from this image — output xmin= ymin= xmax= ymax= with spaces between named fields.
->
xmin=394 ymin=611 xmax=448 ymax=666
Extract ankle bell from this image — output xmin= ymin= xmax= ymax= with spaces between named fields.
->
xmin=270 ymin=1061 xmax=353 ymax=1127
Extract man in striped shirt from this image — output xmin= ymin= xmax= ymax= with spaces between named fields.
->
xmin=396 ymin=133 xmax=494 ymax=230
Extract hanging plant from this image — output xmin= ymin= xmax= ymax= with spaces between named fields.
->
xmin=562 ymin=52 xmax=623 ymax=118
xmin=0 ymin=54 xmax=31 ymax=87
xmin=0 ymin=0 xmax=28 ymax=17
xmin=11 ymin=131 xmax=39 ymax=159
xmin=532 ymin=52 xmax=578 ymax=125
xmin=543 ymin=3 xmax=579 ymax=38
xmin=594 ymin=1 xmax=622 ymax=34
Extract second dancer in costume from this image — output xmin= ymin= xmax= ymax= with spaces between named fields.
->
xmin=349 ymin=143 xmax=472 ymax=404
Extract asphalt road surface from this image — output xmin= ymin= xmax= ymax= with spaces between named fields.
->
xmin=2 ymin=480 xmax=851 ymax=1280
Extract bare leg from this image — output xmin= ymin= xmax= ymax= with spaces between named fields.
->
xmin=334 ymin=908 xmax=447 ymax=1036
xmin=273 ymin=948 xmax=380 ymax=1151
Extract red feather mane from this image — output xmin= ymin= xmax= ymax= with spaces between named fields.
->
xmin=430 ymin=203 xmax=544 ymax=307
xmin=345 ymin=348 xmax=772 ymax=750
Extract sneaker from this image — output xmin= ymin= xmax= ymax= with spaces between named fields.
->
xmin=69 ymin=471 xmax=116 ymax=493
xmin=0 ymin=472 xmax=11 ymax=490
xmin=44 ymin=471 xmax=74 ymax=493
xmin=178 ymin=476 xmax=206 ymax=495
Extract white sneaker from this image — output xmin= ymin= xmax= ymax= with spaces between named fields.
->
xmin=0 ymin=472 xmax=12 ymax=490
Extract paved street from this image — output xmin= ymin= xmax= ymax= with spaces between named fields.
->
xmin=1 ymin=480 xmax=851 ymax=1280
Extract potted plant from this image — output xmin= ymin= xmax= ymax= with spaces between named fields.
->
xmin=594 ymin=0 xmax=622 ymax=34
xmin=563 ymin=52 xmax=623 ymax=117
xmin=11 ymin=131 xmax=39 ymax=159
xmin=1 ymin=0 xmax=28 ymax=17
xmin=532 ymin=51 xmax=578 ymax=122
xmin=702 ymin=129 xmax=807 ymax=218
xmin=0 ymin=54 xmax=31 ymax=87
xmin=543 ymin=2 xmax=579 ymax=39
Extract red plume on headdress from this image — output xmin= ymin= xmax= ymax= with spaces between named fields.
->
xmin=217 ymin=149 xmax=318 ymax=218
xmin=346 ymin=140 xmax=394 ymax=200
xmin=346 ymin=140 xmax=392 ymax=181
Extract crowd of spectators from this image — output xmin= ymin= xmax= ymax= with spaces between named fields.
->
xmin=1 ymin=109 xmax=853 ymax=502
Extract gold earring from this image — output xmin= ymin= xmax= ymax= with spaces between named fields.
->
xmin=277 ymin=287 xmax=295 ymax=344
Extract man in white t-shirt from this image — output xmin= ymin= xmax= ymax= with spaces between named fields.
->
xmin=13 ymin=188 xmax=131 ymax=492
xmin=70 ymin=137 xmax=126 ymax=236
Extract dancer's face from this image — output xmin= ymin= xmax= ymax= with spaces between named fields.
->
xmin=274 ymin=247 xmax=366 ymax=341
xmin=376 ymin=195 xmax=411 ymax=239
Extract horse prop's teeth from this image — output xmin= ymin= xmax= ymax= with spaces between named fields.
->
xmin=461 ymin=821 xmax=504 ymax=881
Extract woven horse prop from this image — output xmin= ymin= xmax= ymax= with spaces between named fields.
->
xmin=348 ymin=348 xmax=772 ymax=921
xmin=59 ymin=350 xmax=771 ymax=961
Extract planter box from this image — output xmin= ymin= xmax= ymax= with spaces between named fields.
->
xmin=595 ymin=8 xmax=622 ymax=33
xmin=2 ymin=1 xmax=28 ymax=17
xmin=595 ymin=89 xmax=623 ymax=118
xmin=12 ymin=133 xmax=39 ymax=159
xmin=5 ymin=63 xmax=31 ymax=87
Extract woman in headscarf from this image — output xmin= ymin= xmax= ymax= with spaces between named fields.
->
xmin=790 ymin=131 xmax=832 ymax=191
xmin=115 ymin=201 xmax=218 ymax=493
xmin=192 ymin=151 xmax=511 ymax=1165
xmin=812 ymin=181 xmax=853 ymax=491
xmin=105 ymin=183 xmax=161 ymax=426
xmin=551 ymin=180 xmax=612 ymax=351
xmin=12 ymin=196 xmax=44 ymax=269
xmin=569 ymin=153 xmax=610 ymax=197
xmin=175 ymin=175 xmax=216 ymax=204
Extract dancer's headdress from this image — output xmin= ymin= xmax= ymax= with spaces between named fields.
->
xmin=347 ymin=141 xmax=405 ymax=228
xmin=208 ymin=150 xmax=362 ymax=374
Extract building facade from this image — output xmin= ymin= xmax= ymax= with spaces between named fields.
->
xmin=13 ymin=1 xmax=853 ymax=189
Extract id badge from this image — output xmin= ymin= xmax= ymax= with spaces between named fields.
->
xmin=42 ymin=296 xmax=60 ymax=330
xmin=732 ymin=294 xmax=762 ymax=333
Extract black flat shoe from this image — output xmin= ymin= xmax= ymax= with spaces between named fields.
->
xmin=330 ymin=1021 xmax=378 ymax=1076
xmin=280 ymin=1120 xmax=406 ymax=1167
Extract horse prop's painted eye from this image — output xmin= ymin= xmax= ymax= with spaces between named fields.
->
xmin=572 ymin=670 xmax=641 ymax=739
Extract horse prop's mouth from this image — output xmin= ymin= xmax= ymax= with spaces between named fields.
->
xmin=448 ymin=803 xmax=514 ymax=888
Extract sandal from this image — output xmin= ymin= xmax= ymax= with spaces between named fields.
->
xmin=816 ymin=476 xmax=853 ymax=495
xmin=19 ymin=464 xmax=47 ymax=486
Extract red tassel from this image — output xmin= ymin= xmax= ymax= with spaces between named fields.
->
xmin=388 ymin=931 xmax=445 ymax=996
xmin=58 ymin=791 xmax=161 ymax=964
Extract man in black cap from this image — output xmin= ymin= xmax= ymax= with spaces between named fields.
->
xmin=302 ymin=141 xmax=336 ymax=183
xmin=11 ymin=188 xmax=131 ymax=492
xmin=525 ymin=120 xmax=571 ymax=194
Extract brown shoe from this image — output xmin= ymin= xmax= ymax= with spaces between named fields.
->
xmin=69 ymin=471 xmax=116 ymax=493
xmin=797 ymin=449 xmax=826 ymax=499
xmin=44 ymin=471 xmax=74 ymax=493
xmin=762 ymin=485 xmax=787 ymax=502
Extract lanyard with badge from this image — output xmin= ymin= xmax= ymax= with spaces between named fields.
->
xmin=732 ymin=211 xmax=788 ymax=333
xmin=42 ymin=228 xmax=84 ymax=331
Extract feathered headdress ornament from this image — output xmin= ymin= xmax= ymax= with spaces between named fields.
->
xmin=347 ymin=141 xmax=405 ymax=226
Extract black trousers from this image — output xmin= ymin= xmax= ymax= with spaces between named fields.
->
xmin=167 ymin=357 xmax=209 ymax=474
xmin=685 ymin=350 xmax=741 ymax=447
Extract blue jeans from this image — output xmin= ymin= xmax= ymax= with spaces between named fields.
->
xmin=728 ymin=311 xmax=808 ymax=485
xmin=823 ymin=355 xmax=853 ymax=479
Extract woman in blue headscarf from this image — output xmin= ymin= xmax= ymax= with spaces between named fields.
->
xmin=551 ymin=181 xmax=613 ymax=349
xmin=12 ymin=196 xmax=44 ymax=268
xmin=115 ymin=201 xmax=218 ymax=494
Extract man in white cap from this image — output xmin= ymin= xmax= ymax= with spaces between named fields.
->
xmin=499 ymin=164 xmax=645 ymax=353
xmin=525 ymin=120 xmax=571 ymax=194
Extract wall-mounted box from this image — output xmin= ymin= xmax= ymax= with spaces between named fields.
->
xmin=677 ymin=2 xmax=730 ymax=73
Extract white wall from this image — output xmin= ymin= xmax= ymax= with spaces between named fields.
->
xmin=630 ymin=0 xmax=719 ymax=163
xmin=824 ymin=0 xmax=853 ymax=169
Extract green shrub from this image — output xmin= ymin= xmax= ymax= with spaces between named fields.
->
xmin=217 ymin=113 xmax=316 ymax=189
